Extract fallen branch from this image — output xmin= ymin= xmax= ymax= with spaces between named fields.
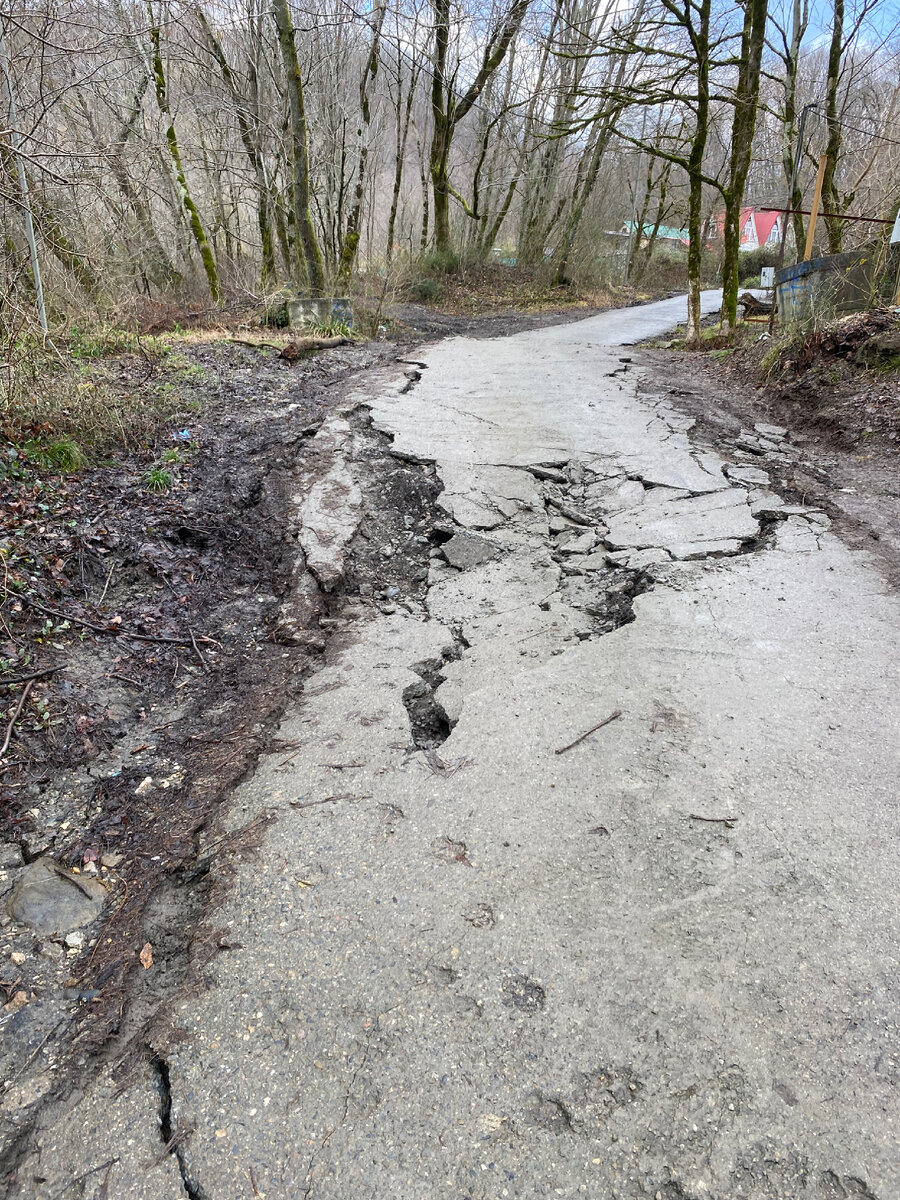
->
xmin=0 ymin=678 xmax=36 ymax=759
xmin=1 ymin=667 xmax=58 ymax=686
xmin=280 ymin=335 xmax=348 ymax=361
xmin=555 ymin=708 xmax=623 ymax=755
xmin=189 ymin=627 xmax=208 ymax=670
xmin=228 ymin=338 xmax=283 ymax=351
xmin=21 ymin=596 xmax=193 ymax=646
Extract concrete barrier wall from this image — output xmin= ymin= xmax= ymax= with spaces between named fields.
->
xmin=287 ymin=297 xmax=353 ymax=329
xmin=775 ymin=251 xmax=886 ymax=325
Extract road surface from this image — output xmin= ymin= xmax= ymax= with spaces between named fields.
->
xmin=15 ymin=296 xmax=900 ymax=1200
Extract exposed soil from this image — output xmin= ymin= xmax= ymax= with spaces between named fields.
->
xmin=0 ymin=336 xmax=423 ymax=1181
xmin=646 ymin=332 xmax=900 ymax=587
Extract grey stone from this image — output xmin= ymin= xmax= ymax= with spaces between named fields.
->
xmin=724 ymin=463 xmax=770 ymax=487
xmin=0 ymin=843 xmax=23 ymax=870
xmin=441 ymin=533 xmax=498 ymax=570
xmin=6 ymin=858 xmax=105 ymax=935
xmin=754 ymin=422 xmax=788 ymax=439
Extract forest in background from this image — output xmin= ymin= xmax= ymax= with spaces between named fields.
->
xmin=1 ymin=0 xmax=899 ymax=345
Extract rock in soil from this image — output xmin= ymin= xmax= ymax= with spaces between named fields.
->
xmin=6 ymin=859 xmax=106 ymax=934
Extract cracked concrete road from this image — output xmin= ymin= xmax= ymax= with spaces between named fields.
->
xmin=14 ymin=295 xmax=900 ymax=1200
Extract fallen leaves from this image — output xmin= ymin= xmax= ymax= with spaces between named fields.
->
xmin=139 ymin=942 xmax=153 ymax=969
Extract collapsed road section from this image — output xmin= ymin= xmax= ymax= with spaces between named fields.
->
xmin=7 ymin=299 xmax=900 ymax=1200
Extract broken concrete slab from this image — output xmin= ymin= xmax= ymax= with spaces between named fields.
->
xmin=725 ymin=463 xmax=770 ymax=487
xmin=775 ymin=515 xmax=822 ymax=552
xmin=558 ymin=531 xmax=596 ymax=555
xmin=617 ymin=547 xmax=674 ymax=569
xmin=604 ymin=479 xmax=646 ymax=511
xmin=640 ymin=486 xmax=691 ymax=507
xmin=578 ymin=551 xmax=617 ymax=570
xmin=668 ymin=538 xmax=745 ymax=560
xmin=296 ymin=420 xmax=362 ymax=591
xmin=441 ymin=532 xmax=499 ymax=570
xmin=605 ymin=487 xmax=758 ymax=553
xmin=525 ymin=464 xmax=567 ymax=483
xmin=6 ymin=858 xmax=106 ymax=935
xmin=748 ymin=489 xmax=786 ymax=518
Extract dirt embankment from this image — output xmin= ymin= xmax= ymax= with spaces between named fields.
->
xmin=648 ymin=308 xmax=900 ymax=584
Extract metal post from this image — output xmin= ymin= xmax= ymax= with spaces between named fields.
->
xmin=0 ymin=22 xmax=48 ymax=333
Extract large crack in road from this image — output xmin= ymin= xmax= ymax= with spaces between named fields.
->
xmin=8 ymin=295 xmax=900 ymax=1200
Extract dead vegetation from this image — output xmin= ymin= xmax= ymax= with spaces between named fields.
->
xmin=668 ymin=308 xmax=900 ymax=449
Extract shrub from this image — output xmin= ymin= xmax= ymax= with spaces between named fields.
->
xmin=420 ymin=248 xmax=460 ymax=275
xmin=412 ymin=277 xmax=444 ymax=302
xmin=738 ymin=246 xmax=780 ymax=283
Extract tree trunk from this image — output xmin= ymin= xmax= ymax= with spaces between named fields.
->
xmin=196 ymin=3 xmax=276 ymax=286
xmin=685 ymin=0 xmax=712 ymax=344
xmin=553 ymin=123 xmax=611 ymax=285
xmin=822 ymin=0 xmax=845 ymax=253
xmin=147 ymin=5 xmax=221 ymax=303
xmin=779 ymin=0 xmax=809 ymax=256
xmin=386 ymin=68 xmax=416 ymax=264
xmin=271 ymin=0 xmax=325 ymax=293
xmin=336 ymin=5 xmax=384 ymax=288
xmin=721 ymin=0 xmax=769 ymax=331
xmin=77 ymin=77 xmax=181 ymax=290
xmin=428 ymin=0 xmax=528 ymax=255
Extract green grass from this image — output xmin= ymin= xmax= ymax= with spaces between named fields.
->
xmin=144 ymin=466 xmax=173 ymax=492
xmin=22 ymin=436 xmax=87 ymax=472
xmin=67 ymin=323 xmax=164 ymax=359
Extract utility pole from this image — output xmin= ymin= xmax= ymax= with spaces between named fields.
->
xmin=0 ymin=21 xmax=48 ymax=333
xmin=804 ymin=155 xmax=828 ymax=261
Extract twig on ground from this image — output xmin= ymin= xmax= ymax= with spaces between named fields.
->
xmin=48 ymin=1157 xmax=120 ymax=1199
xmin=555 ymin=708 xmax=623 ymax=755
xmin=21 ymin=596 xmax=193 ymax=646
xmin=98 ymin=561 xmax=116 ymax=605
xmin=189 ymin=627 xmax=208 ymax=670
xmin=1 ymin=678 xmax=36 ymax=759
xmin=1 ymin=667 xmax=58 ymax=686
xmin=688 ymin=813 xmax=738 ymax=827
xmin=289 ymin=793 xmax=371 ymax=810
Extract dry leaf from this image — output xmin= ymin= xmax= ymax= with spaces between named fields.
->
xmin=139 ymin=942 xmax=153 ymax=969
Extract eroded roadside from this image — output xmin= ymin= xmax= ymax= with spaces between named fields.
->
xmin=4 ymin=304 xmax=899 ymax=1199
xmin=0 ymin=339 xmax=438 ymax=1190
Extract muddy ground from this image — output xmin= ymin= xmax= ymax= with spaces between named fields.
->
xmin=2 ymin=301 xmax=898 ymax=1191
